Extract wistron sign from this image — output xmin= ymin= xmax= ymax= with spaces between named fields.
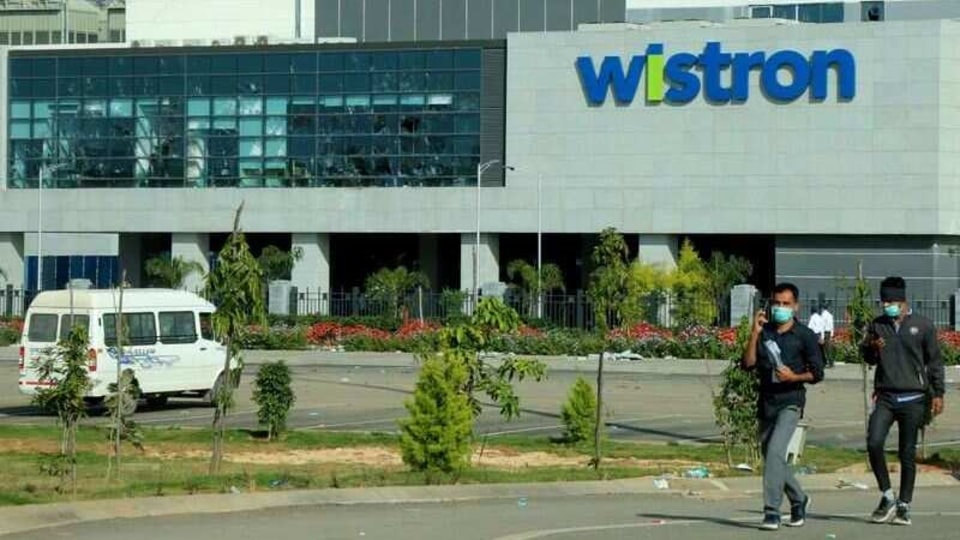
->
xmin=576 ymin=42 xmax=856 ymax=105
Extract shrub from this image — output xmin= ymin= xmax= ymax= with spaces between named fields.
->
xmin=0 ymin=319 xmax=22 ymax=346
xmin=561 ymin=376 xmax=598 ymax=443
xmin=252 ymin=362 xmax=296 ymax=441
xmin=398 ymin=354 xmax=474 ymax=481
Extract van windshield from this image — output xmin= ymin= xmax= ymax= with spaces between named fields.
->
xmin=27 ymin=314 xmax=58 ymax=343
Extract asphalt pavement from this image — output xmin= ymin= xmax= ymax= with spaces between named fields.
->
xmin=4 ymin=485 xmax=960 ymax=540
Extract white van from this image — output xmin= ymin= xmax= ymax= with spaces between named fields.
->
xmin=18 ymin=288 xmax=229 ymax=410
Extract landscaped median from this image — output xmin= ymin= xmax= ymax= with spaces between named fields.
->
xmin=1 ymin=424 xmax=956 ymax=507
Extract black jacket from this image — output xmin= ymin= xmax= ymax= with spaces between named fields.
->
xmin=750 ymin=321 xmax=825 ymax=412
xmin=861 ymin=313 xmax=945 ymax=398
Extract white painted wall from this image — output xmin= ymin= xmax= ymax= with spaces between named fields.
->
xmin=127 ymin=0 xmax=314 ymax=42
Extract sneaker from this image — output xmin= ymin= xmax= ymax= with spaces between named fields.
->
xmin=891 ymin=502 xmax=911 ymax=526
xmin=760 ymin=513 xmax=781 ymax=531
xmin=785 ymin=495 xmax=811 ymax=527
xmin=871 ymin=496 xmax=897 ymax=523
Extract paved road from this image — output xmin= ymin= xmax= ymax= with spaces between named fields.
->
xmin=5 ymin=487 xmax=960 ymax=540
xmin=2 ymin=349 xmax=959 ymax=450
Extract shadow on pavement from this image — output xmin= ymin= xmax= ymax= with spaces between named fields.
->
xmin=636 ymin=512 xmax=759 ymax=530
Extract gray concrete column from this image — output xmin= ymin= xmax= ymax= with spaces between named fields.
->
xmin=291 ymin=233 xmax=330 ymax=294
xmin=418 ymin=233 xmax=439 ymax=289
xmin=637 ymin=234 xmax=679 ymax=269
xmin=0 ymin=232 xmax=25 ymax=288
xmin=119 ymin=233 xmax=143 ymax=287
xmin=460 ymin=233 xmax=500 ymax=294
xmin=171 ymin=233 xmax=210 ymax=292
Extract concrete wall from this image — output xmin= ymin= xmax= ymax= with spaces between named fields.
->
xmin=127 ymin=0 xmax=314 ymax=42
xmin=505 ymin=20 xmax=958 ymax=237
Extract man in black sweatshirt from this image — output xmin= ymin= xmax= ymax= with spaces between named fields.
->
xmin=862 ymin=276 xmax=946 ymax=526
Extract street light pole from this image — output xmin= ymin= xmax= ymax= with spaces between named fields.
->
xmin=474 ymin=159 xmax=512 ymax=309
xmin=37 ymin=166 xmax=44 ymax=292
xmin=537 ymin=172 xmax=543 ymax=319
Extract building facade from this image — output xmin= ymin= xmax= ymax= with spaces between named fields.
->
xmin=627 ymin=0 xmax=960 ymax=24
xmin=0 ymin=0 xmax=125 ymax=46
xmin=3 ymin=14 xmax=960 ymax=313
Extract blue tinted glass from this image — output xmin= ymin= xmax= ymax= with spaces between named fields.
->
xmin=455 ymin=71 xmax=481 ymax=90
xmin=188 ymin=76 xmax=210 ymax=95
xmin=238 ymin=74 xmax=263 ymax=94
xmin=11 ymin=101 xmax=31 ymax=119
xmin=265 ymin=75 xmax=291 ymax=94
xmin=211 ymin=75 xmax=237 ymax=94
xmin=10 ymin=79 xmax=32 ymax=98
xmin=83 ymin=57 xmax=107 ymax=75
xmin=110 ymin=57 xmax=133 ymax=75
xmin=11 ymin=59 xmax=32 ymax=77
xmin=426 ymin=50 xmax=454 ymax=69
xmin=344 ymin=73 xmax=369 ymax=92
xmin=84 ymin=76 xmax=108 ymax=96
xmin=320 ymin=74 xmax=342 ymax=92
xmin=211 ymin=54 xmax=238 ymax=73
xmin=397 ymin=51 xmax=424 ymax=70
xmin=293 ymin=74 xmax=316 ymax=93
xmin=69 ymin=256 xmax=83 ymax=281
xmin=60 ymin=58 xmax=84 ymax=76
xmin=372 ymin=52 xmax=397 ymax=70
xmin=31 ymin=78 xmax=54 ymax=98
xmin=158 ymin=56 xmax=185 ymax=74
xmin=264 ymin=53 xmax=290 ymax=73
xmin=110 ymin=78 xmax=133 ymax=97
xmin=134 ymin=56 xmax=160 ymax=75
xmin=455 ymin=49 xmax=481 ymax=69
xmin=83 ymin=256 xmax=98 ymax=279
xmin=34 ymin=59 xmax=55 ymax=77
xmin=188 ymin=97 xmax=211 ymax=116
xmin=319 ymin=53 xmax=343 ymax=72
xmin=187 ymin=55 xmax=212 ymax=73
xmin=291 ymin=53 xmax=317 ymax=72
xmin=26 ymin=257 xmax=37 ymax=292
xmin=345 ymin=52 xmax=371 ymax=71
xmin=237 ymin=54 xmax=263 ymax=73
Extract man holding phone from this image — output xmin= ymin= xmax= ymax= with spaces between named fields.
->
xmin=862 ymin=276 xmax=945 ymax=526
xmin=743 ymin=283 xmax=825 ymax=530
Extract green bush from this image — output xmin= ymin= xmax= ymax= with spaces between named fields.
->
xmin=239 ymin=326 xmax=308 ymax=350
xmin=0 ymin=326 xmax=19 ymax=346
xmin=561 ymin=376 xmax=598 ymax=443
xmin=398 ymin=354 xmax=474 ymax=481
xmin=252 ymin=361 xmax=297 ymax=441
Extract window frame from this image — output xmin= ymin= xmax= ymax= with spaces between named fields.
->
xmin=158 ymin=311 xmax=199 ymax=344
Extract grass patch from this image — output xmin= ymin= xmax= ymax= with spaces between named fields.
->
xmin=0 ymin=424 xmax=939 ymax=508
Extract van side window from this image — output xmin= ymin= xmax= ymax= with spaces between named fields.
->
xmin=27 ymin=314 xmax=58 ymax=342
xmin=159 ymin=312 xmax=197 ymax=344
xmin=103 ymin=313 xmax=157 ymax=346
xmin=199 ymin=312 xmax=214 ymax=340
xmin=59 ymin=315 xmax=90 ymax=341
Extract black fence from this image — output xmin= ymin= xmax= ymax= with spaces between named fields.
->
xmin=3 ymin=285 xmax=956 ymax=331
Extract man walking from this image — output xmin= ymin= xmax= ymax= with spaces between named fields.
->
xmin=820 ymin=304 xmax=835 ymax=368
xmin=743 ymin=283 xmax=825 ymax=530
xmin=862 ymin=276 xmax=945 ymax=526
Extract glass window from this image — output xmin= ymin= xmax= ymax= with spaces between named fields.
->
xmin=110 ymin=57 xmax=133 ymax=76
xmin=110 ymin=99 xmax=133 ymax=117
xmin=159 ymin=311 xmax=197 ymax=344
xmin=293 ymin=74 xmax=316 ymax=93
xmin=199 ymin=312 xmax=214 ymax=340
xmin=239 ymin=117 xmax=263 ymax=136
xmin=265 ymin=53 xmax=291 ymax=73
xmin=400 ymin=94 xmax=426 ymax=107
xmin=239 ymin=97 xmax=263 ymax=115
xmin=343 ymin=73 xmax=369 ymax=92
xmin=213 ymin=97 xmax=237 ymax=116
xmin=104 ymin=312 xmax=157 ymax=346
xmin=11 ymin=120 xmax=31 ymax=139
xmin=373 ymin=52 xmax=397 ymax=70
xmin=265 ymin=117 xmax=286 ymax=136
xmin=134 ymin=56 xmax=160 ymax=75
xmin=158 ymin=56 xmax=185 ymax=74
xmin=188 ymin=97 xmax=211 ymax=117
xmin=237 ymin=54 xmax=263 ymax=73
xmin=426 ymin=50 xmax=454 ymax=69
xmin=187 ymin=55 xmax=212 ymax=73
xmin=11 ymin=101 xmax=31 ymax=119
xmin=455 ymin=114 xmax=480 ymax=133
xmin=291 ymin=53 xmax=317 ymax=73
xmin=11 ymin=59 xmax=32 ymax=77
xmin=320 ymin=95 xmax=344 ymax=110
xmin=33 ymin=101 xmax=53 ymax=119
xmin=455 ymin=71 xmax=481 ymax=90
xmin=345 ymin=95 xmax=371 ymax=109
xmin=238 ymin=73 xmax=263 ymax=94
xmin=426 ymin=72 xmax=454 ymax=91
xmin=28 ymin=314 xmax=57 ymax=342
xmin=83 ymin=57 xmax=108 ymax=75
xmin=240 ymin=138 xmax=263 ymax=157
xmin=372 ymin=72 xmax=397 ymax=92
xmin=457 ymin=92 xmax=480 ymax=111
xmin=345 ymin=52 xmax=371 ymax=71
xmin=33 ymin=59 xmax=55 ymax=77
xmin=211 ymin=75 xmax=238 ymax=94
xmin=455 ymin=49 xmax=482 ymax=69
xmin=210 ymin=54 xmax=238 ymax=73
xmin=266 ymin=96 xmax=289 ymax=115
xmin=10 ymin=79 xmax=32 ymax=98
xmin=399 ymin=72 xmax=425 ymax=92
xmin=265 ymin=75 xmax=290 ymax=94
xmin=397 ymin=51 xmax=424 ymax=70
xmin=213 ymin=117 xmax=236 ymax=130
xmin=319 ymin=53 xmax=343 ymax=72
xmin=159 ymin=76 xmax=184 ymax=95
xmin=59 ymin=315 xmax=90 ymax=341
xmin=188 ymin=118 xmax=211 ymax=130
xmin=0 ymin=32 xmax=9 ymax=45
xmin=773 ymin=5 xmax=797 ymax=19
xmin=320 ymin=73 xmax=343 ymax=92
xmin=265 ymin=138 xmax=287 ymax=156
xmin=110 ymin=78 xmax=133 ymax=97
xmin=59 ymin=78 xmax=82 ymax=97
xmin=84 ymin=76 xmax=109 ymax=96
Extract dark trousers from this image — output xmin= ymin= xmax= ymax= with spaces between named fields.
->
xmin=867 ymin=394 xmax=926 ymax=504
xmin=822 ymin=332 xmax=833 ymax=366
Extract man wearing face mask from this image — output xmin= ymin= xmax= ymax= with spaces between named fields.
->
xmin=743 ymin=282 xmax=825 ymax=531
xmin=862 ymin=276 xmax=945 ymax=526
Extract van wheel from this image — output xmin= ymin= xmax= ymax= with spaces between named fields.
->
xmin=146 ymin=395 xmax=168 ymax=408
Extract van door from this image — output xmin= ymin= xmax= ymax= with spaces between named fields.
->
xmin=103 ymin=312 xmax=165 ymax=393
xmin=157 ymin=310 xmax=204 ymax=392
xmin=197 ymin=311 xmax=226 ymax=391
xmin=20 ymin=312 xmax=59 ymax=393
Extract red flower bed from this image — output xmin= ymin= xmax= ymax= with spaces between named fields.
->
xmin=607 ymin=322 xmax=673 ymax=341
xmin=396 ymin=320 xmax=441 ymax=338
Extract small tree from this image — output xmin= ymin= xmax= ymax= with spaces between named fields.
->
xmin=705 ymin=252 xmax=753 ymax=325
xmin=670 ymin=239 xmax=714 ymax=327
xmin=145 ymin=254 xmax=205 ymax=289
xmin=398 ymin=354 xmax=474 ymax=482
xmin=32 ymin=326 xmax=91 ymax=495
xmin=203 ymin=203 xmax=266 ymax=474
xmin=105 ymin=368 xmax=144 ymax=468
xmin=258 ymin=245 xmax=304 ymax=283
xmin=587 ymin=227 xmax=632 ymax=469
xmin=623 ymin=259 xmax=671 ymax=325
xmin=712 ymin=316 xmax=760 ymax=467
xmin=505 ymin=259 xmax=565 ymax=318
xmin=845 ymin=261 xmax=874 ymax=466
xmin=440 ymin=288 xmax=468 ymax=324
xmin=561 ymin=376 xmax=598 ymax=444
xmin=252 ymin=361 xmax=296 ymax=441
xmin=365 ymin=266 xmax=430 ymax=320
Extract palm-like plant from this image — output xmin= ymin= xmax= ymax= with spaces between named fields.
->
xmin=144 ymin=255 xmax=205 ymax=289
xmin=506 ymin=259 xmax=565 ymax=318
xmin=365 ymin=266 xmax=430 ymax=320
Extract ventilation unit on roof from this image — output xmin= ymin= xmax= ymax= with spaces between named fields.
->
xmin=256 ymin=35 xmax=269 ymax=45
xmin=233 ymin=35 xmax=247 ymax=46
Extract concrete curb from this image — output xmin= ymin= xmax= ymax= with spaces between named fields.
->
xmin=1 ymin=472 xmax=957 ymax=537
